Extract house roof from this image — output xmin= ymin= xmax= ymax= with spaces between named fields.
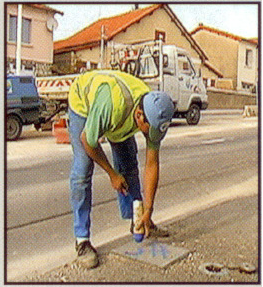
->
xmin=53 ymin=4 xmax=222 ymax=77
xmin=29 ymin=4 xmax=64 ymax=16
xmin=248 ymin=38 xmax=258 ymax=45
xmin=203 ymin=60 xmax=223 ymax=78
xmin=191 ymin=24 xmax=258 ymax=45
xmin=53 ymin=4 xmax=209 ymax=60
xmin=54 ymin=4 xmax=162 ymax=53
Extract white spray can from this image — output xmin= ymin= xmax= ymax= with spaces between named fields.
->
xmin=133 ymin=200 xmax=145 ymax=242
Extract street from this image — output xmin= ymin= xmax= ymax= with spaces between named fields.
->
xmin=6 ymin=111 xmax=258 ymax=281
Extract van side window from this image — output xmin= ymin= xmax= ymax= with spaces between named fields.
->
xmin=178 ymin=54 xmax=195 ymax=76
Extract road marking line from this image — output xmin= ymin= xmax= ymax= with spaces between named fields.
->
xmin=201 ymin=138 xmax=225 ymax=145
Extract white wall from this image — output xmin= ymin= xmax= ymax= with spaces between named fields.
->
xmin=237 ymin=42 xmax=258 ymax=90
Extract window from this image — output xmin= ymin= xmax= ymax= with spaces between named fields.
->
xmin=138 ymin=55 xmax=158 ymax=78
xmin=137 ymin=46 xmax=159 ymax=78
xmin=9 ymin=15 xmax=31 ymax=44
xmin=22 ymin=18 xmax=31 ymax=44
xmin=155 ymin=30 xmax=166 ymax=42
xmin=178 ymin=54 xmax=195 ymax=75
xmin=20 ymin=77 xmax=32 ymax=84
xmin=245 ymin=49 xmax=253 ymax=68
xmin=211 ymin=79 xmax=216 ymax=87
xmin=242 ymin=81 xmax=253 ymax=90
xmin=9 ymin=15 xmax=17 ymax=42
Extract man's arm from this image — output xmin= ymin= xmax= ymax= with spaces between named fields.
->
xmin=81 ymin=131 xmax=128 ymax=194
xmin=138 ymin=146 xmax=159 ymax=237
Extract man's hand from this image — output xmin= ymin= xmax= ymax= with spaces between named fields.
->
xmin=81 ymin=132 xmax=128 ymax=195
xmin=136 ymin=208 xmax=153 ymax=238
xmin=110 ymin=171 xmax=128 ymax=195
xmin=136 ymin=146 xmax=159 ymax=238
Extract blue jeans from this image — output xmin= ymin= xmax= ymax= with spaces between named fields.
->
xmin=68 ymin=109 xmax=142 ymax=238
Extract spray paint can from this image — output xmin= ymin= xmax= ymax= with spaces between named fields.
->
xmin=133 ymin=200 xmax=145 ymax=242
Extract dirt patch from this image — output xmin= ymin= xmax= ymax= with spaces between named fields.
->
xmin=21 ymin=195 xmax=258 ymax=283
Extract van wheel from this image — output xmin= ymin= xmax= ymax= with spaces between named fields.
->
xmin=186 ymin=104 xmax=200 ymax=125
xmin=7 ymin=115 xmax=23 ymax=140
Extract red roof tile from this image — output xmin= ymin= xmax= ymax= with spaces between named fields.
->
xmin=54 ymin=4 xmax=162 ymax=53
xmin=249 ymin=38 xmax=258 ymax=45
xmin=191 ymin=25 xmax=257 ymax=45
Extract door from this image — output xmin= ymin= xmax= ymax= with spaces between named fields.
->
xmin=163 ymin=48 xmax=179 ymax=105
xmin=177 ymin=53 xmax=198 ymax=111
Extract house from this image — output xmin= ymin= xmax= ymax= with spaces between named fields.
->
xmin=53 ymin=4 xmax=221 ymax=81
xmin=6 ymin=4 xmax=63 ymax=76
xmin=191 ymin=24 xmax=258 ymax=91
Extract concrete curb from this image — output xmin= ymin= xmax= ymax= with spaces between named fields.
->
xmin=203 ymin=109 xmax=243 ymax=115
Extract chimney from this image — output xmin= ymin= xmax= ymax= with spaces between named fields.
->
xmin=135 ymin=4 xmax=139 ymax=9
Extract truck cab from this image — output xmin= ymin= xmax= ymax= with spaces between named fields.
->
xmin=162 ymin=45 xmax=208 ymax=124
xmin=6 ymin=75 xmax=42 ymax=140
xmin=110 ymin=41 xmax=208 ymax=125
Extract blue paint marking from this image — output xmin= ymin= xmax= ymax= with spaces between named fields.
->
xmin=125 ymin=247 xmax=144 ymax=257
xmin=151 ymin=243 xmax=169 ymax=259
xmin=160 ymin=244 xmax=169 ymax=259
xmin=151 ymin=242 xmax=158 ymax=257
xmin=125 ymin=243 xmax=170 ymax=259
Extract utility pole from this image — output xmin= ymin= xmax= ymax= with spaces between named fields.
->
xmin=16 ymin=4 xmax=22 ymax=75
xmin=100 ymin=25 xmax=105 ymax=69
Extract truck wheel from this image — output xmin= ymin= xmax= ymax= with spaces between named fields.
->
xmin=7 ymin=115 xmax=23 ymax=140
xmin=186 ymin=104 xmax=200 ymax=125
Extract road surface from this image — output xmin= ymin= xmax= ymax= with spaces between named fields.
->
xmin=6 ymin=112 xmax=258 ymax=280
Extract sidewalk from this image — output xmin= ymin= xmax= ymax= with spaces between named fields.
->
xmin=203 ymin=109 xmax=243 ymax=116
xmin=22 ymin=191 xmax=258 ymax=283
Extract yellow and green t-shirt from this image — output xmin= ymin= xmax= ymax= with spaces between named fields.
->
xmin=68 ymin=70 xmax=160 ymax=150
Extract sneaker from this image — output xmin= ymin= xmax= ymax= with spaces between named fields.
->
xmin=75 ymin=240 xmax=99 ymax=268
xmin=130 ymin=221 xmax=170 ymax=238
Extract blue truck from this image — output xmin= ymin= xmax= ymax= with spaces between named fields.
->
xmin=6 ymin=75 xmax=65 ymax=140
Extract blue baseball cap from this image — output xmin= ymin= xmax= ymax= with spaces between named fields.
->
xmin=143 ymin=91 xmax=175 ymax=143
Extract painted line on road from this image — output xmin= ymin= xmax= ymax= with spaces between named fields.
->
xmin=7 ymin=118 xmax=257 ymax=167
xmin=165 ymin=119 xmax=257 ymax=141
xmin=201 ymin=138 xmax=225 ymax=145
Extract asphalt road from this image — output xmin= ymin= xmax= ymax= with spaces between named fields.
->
xmin=6 ymin=112 xmax=258 ymax=281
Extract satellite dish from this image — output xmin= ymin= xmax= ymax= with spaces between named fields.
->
xmin=47 ymin=17 xmax=58 ymax=31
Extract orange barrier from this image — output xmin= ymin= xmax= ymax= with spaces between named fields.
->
xmin=52 ymin=119 xmax=70 ymax=144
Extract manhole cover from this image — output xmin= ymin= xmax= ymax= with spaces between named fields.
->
xmin=239 ymin=262 xmax=256 ymax=274
xmin=199 ymin=263 xmax=229 ymax=277
xmin=111 ymin=241 xmax=190 ymax=268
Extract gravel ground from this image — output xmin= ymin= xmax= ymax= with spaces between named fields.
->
xmin=22 ymin=194 xmax=259 ymax=283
